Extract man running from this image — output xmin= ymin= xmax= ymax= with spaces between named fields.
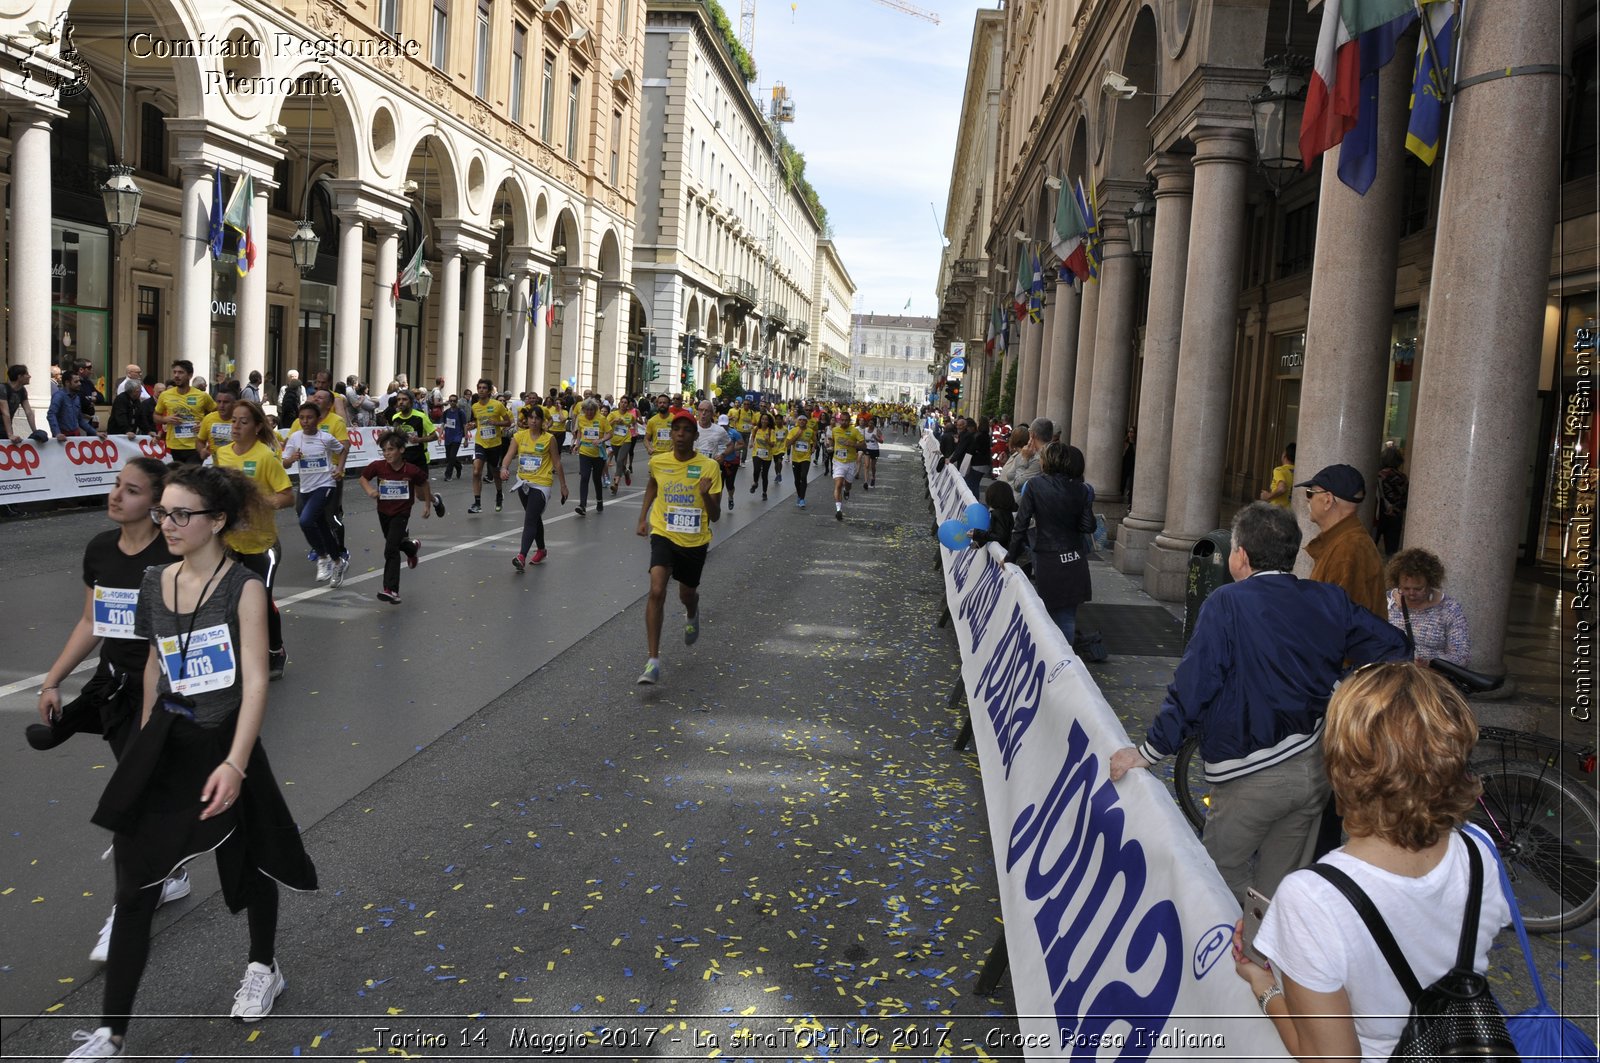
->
xmin=195 ymin=382 xmax=238 ymax=464
xmin=645 ymin=394 xmax=675 ymax=456
xmin=829 ymin=411 xmax=866 ymax=521
xmin=635 ymin=408 xmax=722 ymax=685
xmin=152 ymin=360 xmax=216 ymax=464
xmin=306 ymin=389 xmax=352 ymax=556
xmin=388 ymin=389 xmax=446 ymax=517
xmin=468 ymin=379 xmax=512 ymax=513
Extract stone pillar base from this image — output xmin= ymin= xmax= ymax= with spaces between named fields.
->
xmin=1144 ymin=533 xmax=1198 ymax=602
xmin=1114 ymin=516 xmax=1163 ymax=574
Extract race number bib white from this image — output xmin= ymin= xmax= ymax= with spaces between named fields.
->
xmin=519 ymin=454 xmax=544 ymax=474
xmin=665 ymin=505 xmax=703 ymax=535
xmin=582 ymin=426 xmax=601 ymax=442
xmin=91 ymin=586 xmax=139 ymax=639
xmin=480 ymin=425 xmax=499 ymax=441
xmin=157 ymin=625 xmax=238 ymax=695
xmin=174 ymin=421 xmax=198 ymax=439
xmin=793 ymin=441 xmax=810 ymax=455
xmin=210 ymin=424 xmax=233 ymax=443
xmin=378 ymin=479 xmax=411 ymax=501
xmin=755 ymin=448 xmax=770 ymax=460
xmin=656 ymin=427 xmax=671 ymax=442
xmin=301 ymin=456 xmax=329 ymax=473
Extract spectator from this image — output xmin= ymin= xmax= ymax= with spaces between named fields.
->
xmin=1 ymin=363 xmax=44 ymax=442
xmin=277 ymin=370 xmax=305 ymax=413
xmin=1108 ymin=502 xmax=1410 ymax=906
xmin=241 ymin=370 xmax=264 ymax=404
xmin=1259 ymin=442 xmax=1296 ymax=508
xmin=1006 ymin=442 xmax=1094 ymax=644
xmin=1385 ymin=548 xmax=1470 ymax=666
xmin=1239 ymin=662 xmax=1508 ymax=1062
xmin=1374 ymin=445 xmax=1409 ymax=555
xmin=48 ymin=371 xmax=94 ymax=437
xmin=964 ymin=416 xmax=994 ymax=494
xmin=1121 ymin=426 xmax=1136 ymax=499
xmin=108 ymin=376 xmax=146 ymax=436
xmin=1300 ymin=463 xmax=1387 ymax=617
xmin=138 ymin=383 xmax=164 ymax=437
xmin=997 ymin=419 xmax=1047 ymax=493
xmin=968 ymin=479 xmax=1018 ymax=556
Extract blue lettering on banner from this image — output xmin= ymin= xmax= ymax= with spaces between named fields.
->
xmin=1007 ymin=719 xmax=1182 ymax=1060
xmin=1193 ymin=923 xmax=1234 ymax=979
xmin=950 ymin=539 xmax=978 ymax=592
xmin=974 ymin=607 xmax=1043 ymax=775
xmin=957 ymin=554 xmax=1005 ymax=655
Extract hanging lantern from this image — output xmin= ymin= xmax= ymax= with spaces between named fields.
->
xmin=101 ymin=164 xmax=143 ymax=236
xmin=414 ymin=260 xmax=434 ymax=300
xmin=290 ymin=219 xmax=320 ymax=274
xmin=488 ymin=277 xmax=510 ymax=315
xmin=1250 ymin=54 xmax=1311 ymax=194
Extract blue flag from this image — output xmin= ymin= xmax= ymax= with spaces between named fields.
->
xmin=1336 ymin=8 xmax=1418 ymax=195
xmin=1405 ymin=1 xmax=1456 ymax=165
xmin=207 ymin=165 xmax=225 ymax=260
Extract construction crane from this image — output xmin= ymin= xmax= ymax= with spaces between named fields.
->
xmin=740 ymin=0 xmax=940 ymax=55
xmin=868 ymin=0 xmax=940 ymax=24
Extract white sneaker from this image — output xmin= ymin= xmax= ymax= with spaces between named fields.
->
xmin=159 ymin=870 xmax=191 ymax=906
xmin=88 ymin=908 xmax=115 ymax=963
xmin=329 ymin=555 xmax=350 ymax=588
xmin=64 ymin=1026 xmax=121 ymax=1059
xmin=230 ymin=960 xmax=286 ymax=1021
xmin=314 ymin=556 xmax=333 ymax=582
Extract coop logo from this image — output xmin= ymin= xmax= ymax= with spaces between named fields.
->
xmin=138 ymin=437 xmax=169 ymax=459
xmin=348 ymin=429 xmax=365 ymax=449
xmin=65 ymin=439 xmax=120 ymax=469
xmin=0 ymin=442 xmax=43 ymax=474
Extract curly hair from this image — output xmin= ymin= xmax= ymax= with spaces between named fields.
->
xmin=1324 ymin=662 xmax=1481 ymax=850
xmin=162 ymin=463 xmax=272 ymax=537
xmin=1386 ymin=547 xmax=1445 ymax=590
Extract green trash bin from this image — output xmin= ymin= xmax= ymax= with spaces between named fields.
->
xmin=1184 ymin=530 xmax=1234 ymax=648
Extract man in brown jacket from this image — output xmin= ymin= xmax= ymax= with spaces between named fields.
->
xmin=1298 ymin=463 xmax=1387 ymax=617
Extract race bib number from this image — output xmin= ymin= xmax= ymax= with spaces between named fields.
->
xmin=755 ymin=448 xmax=770 ymax=460
xmin=656 ymin=427 xmax=671 ymax=442
xmin=157 ymin=624 xmax=238 ymax=695
xmin=91 ymin=586 xmax=139 ymax=639
xmin=519 ymin=454 xmax=544 ymax=474
xmin=793 ymin=442 xmax=810 ymax=455
xmin=378 ymin=479 xmax=411 ymax=501
xmin=665 ymin=505 xmax=703 ymax=535
xmin=301 ymin=456 xmax=329 ymax=473
xmin=480 ymin=425 xmax=498 ymax=441
xmin=174 ymin=421 xmax=198 ymax=439
xmin=210 ymin=424 xmax=233 ymax=443
xmin=582 ymin=427 xmax=601 ymax=442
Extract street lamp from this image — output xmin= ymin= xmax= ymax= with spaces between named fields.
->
xmin=102 ymin=0 xmax=142 ymax=235
xmin=1124 ymin=184 xmax=1156 ymax=266
xmin=290 ymin=219 xmax=321 ymax=274
xmin=488 ymin=277 xmax=510 ymax=315
xmin=1250 ymin=53 xmax=1310 ymax=195
xmin=413 ymin=261 xmax=434 ymax=300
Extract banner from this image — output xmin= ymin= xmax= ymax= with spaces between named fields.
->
xmin=919 ymin=435 xmax=1283 ymax=1060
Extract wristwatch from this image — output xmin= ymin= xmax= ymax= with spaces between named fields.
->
xmin=1258 ymin=984 xmax=1283 ymax=1014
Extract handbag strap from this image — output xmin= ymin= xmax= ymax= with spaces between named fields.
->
xmin=1400 ymin=595 xmax=1416 ymax=644
xmin=1462 ymin=822 xmax=1550 ymax=1010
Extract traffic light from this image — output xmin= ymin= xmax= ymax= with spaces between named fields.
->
xmin=945 ymin=380 xmax=961 ymax=404
xmin=644 ymin=358 xmax=660 ymax=384
xmin=680 ymin=361 xmax=690 ymax=388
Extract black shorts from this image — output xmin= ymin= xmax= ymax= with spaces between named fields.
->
xmin=475 ymin=442 xmax=507 ymax=463
xmin=649 ymin=534 xmax=708 ymax=588
xmin=168 ymin=448 xmax=203 ymax=465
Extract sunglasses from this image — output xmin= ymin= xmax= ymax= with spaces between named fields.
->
xmin=1304 ymin=489 xmax=1326 ymax=500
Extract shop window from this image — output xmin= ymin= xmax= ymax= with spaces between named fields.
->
xmin=1385 ymin=307 xmax=1419 ymax=452
xmin=139 ymin=103 xmax=166 ymax=176
xmin=1565 ymin=36 xmax=1598 ymax=181
xmin=1275 ymin=202 xmax=1316 ymax=278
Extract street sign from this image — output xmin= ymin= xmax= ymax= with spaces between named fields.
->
xmin=948 ymin=356 xmax=966 ymax=375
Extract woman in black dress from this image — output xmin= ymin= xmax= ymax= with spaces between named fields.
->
xmin=1005 ymin=442 xmax=1095 ymax=644
xmin=66 ymin=465 xmax=316 ymax=1061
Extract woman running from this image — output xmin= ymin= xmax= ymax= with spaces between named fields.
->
xmin=358 ymin=431 xmax=433 ymax=604
xmin=861 ymin=415 xmax=883 ymax=489
xmin=571 ymin=398 xmax=607 ymax=516
xmin=771 ymin=412 xmax=791 ymax=486
xmin=608 ymin=396 xmax=640 ymax=493
xmin=785 ymin=414 xmax=817 ymax=509
xmin=501 ymin=405 xmax=569 ymax=569
xmin=64 ymin=464 xmax=317 ymax=1060
xmin=212 ymin=400 xmax=294 ymax=679
xmin=279 ymin=403 xmax=347 ymax=584
xmin=748 ymin=413 xmax=777 ymax=501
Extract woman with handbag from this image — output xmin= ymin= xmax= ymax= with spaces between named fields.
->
xmin=1235 ymin=662 xmax=1511 ymax=1062
xmin=1004 ymin=443 xmax=1093 ymax=644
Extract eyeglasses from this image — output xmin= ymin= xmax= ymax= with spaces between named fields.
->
xmin=150 ymin=507 xmax=222 ymax=527
xmin=1304 ymin=489 xmax=1326 ymax=500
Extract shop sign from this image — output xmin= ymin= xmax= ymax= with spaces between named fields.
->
xmin=212 ymin=300 xmax=238 ymax=318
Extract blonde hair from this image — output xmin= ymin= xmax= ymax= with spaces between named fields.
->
xmin=1324 ymin=662 xmax=1481 ymax=850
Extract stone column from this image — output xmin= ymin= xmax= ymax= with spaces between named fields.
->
xmin=462 ymin=255 xmax=486 ymax=388
xmin=177 ymin=164 xmax=217 ymax=382
xmin=1084 ymin=231 xmax=1139 ymax=500
xmin=1406 ymin=0 xmax=1572 ymax=679
xmin=1117 ymin=157 xmax=1194 ymax=574
xmin=1016 ymin=316 xmax=1044 ymax=423
xmin=531 ymin=273 xmax=550 ymax=395
xmin=1295 ymin=38 xmax=1413 ymax=560
xmin=1042 ymin=273 xmax=1079 ymax=429
xmin=509 ymin=262 xmax=532 ymax=396
xmin=333 ymin=211 xmax=365 ymax=384
xmin=1069 ymin=281 xmax=1099 ymax=447
xmin=234 ymin=178 xmax=271 ymax=387
xmin=557 ymin=278 xmax=583 ymax=388
xmin=597 ymin=284 xmax=624 ymax=396
xmin=1144 ymin=128 xmax=1254 ymax=601
xmin=369 ymin=223 xmax=400 ymax=388
xmin=435 ymin=246 xmax=462 ymax=396
xmin=9 ymin=107 xmax=55 ymax=391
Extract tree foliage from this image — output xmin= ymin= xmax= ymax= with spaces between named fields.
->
xmin=983 ymin=357 xmax=1004 ymax=420
xmin=1000 ymin=354 xmax=1018 ymax=422
xmin=704 ymin=0 xmax=757 ymax=83
xmin=715 ymin=367 xmax=745 ymax=399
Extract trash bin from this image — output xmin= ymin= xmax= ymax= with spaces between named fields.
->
xmin=1184 ymin=530 xmax=1234 ymax=648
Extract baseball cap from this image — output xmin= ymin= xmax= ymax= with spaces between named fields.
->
xmin=1295 ymin=463 xmax=1366 ymax=502
xmin=669 ymin=407 xmax=696 ymax=427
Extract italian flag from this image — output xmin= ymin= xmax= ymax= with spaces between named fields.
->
xmin=1301 ymin=0 xmax=1416 ymax=166
xmin=222 ymin=173 xmax=256 ymax=277
xmin=393 ymin=239 xmax=425 ymax=303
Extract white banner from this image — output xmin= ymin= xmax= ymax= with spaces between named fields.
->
xmin=920 ymin=435 xmax=1283 ymax=1061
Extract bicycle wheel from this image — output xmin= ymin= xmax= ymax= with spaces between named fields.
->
xmin=1172 ymin=736 xmax=1210 ymax=834
xmin=1470 ymin=758 xmax=1599 ymax=933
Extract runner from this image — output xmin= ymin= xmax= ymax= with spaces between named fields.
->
xmin=635 ymin=408 xmax=722 ymax=685
xmin=212 ymin=400 xmax=295 ymax=679
xmin=387 ymin=390 xmax=445 ymax=517
xmin=748 ymin=412 xmax=777 ymax=501
xmin=152 ymin=360 xmax=216 ymax=465
xmin=440 ymin=395 xmax=468 ymax=480
xmin=468 ymin=379 xmax=512 ymax=514
xmin=194 ymin=384 xmax=238 ymax=464
xmin=860 ymin=415 xmax=883 ymax=490
xmin=306 ymin=391 xmax=351 ymax=556
xmin=571 ymin=398 xmax=607 ymax=516
xmin=829 ymin=411 xmax=866 ymax=522
xmin=784 ymin=414 xmax=817 ymax=509
xmin=279 ymin=403 xmax=348 ymax=583
xmin=359 ymin=431 xmax=433 ymax=604
xmin=645 ymin=393 xmax=675 ymax=456
xmin=501 ymin=405 xmax=569 ymax=570
xmin=607 ymin=396 xmax=639 ymax=493
xmin=544 ymin=393 xmax=570 ymax=456
xmin=719 ymin=415 xmax=744 ymax=510
xmin=771 ymin=411 xmax=790 ymax=486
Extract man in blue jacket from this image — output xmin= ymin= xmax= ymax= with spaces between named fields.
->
xmin=1109 ymin=502 xmax=1409 ymax=906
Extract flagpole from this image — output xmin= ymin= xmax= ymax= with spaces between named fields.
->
xmin=1431 ymin=0 xmax=1468 ymax=223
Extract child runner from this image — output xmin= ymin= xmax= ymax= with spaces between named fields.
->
xmin=280 ymin=403 xmax=347 ymax=583
xmin=635 ymin=408 xmax=722 ymax=685
xmin=501 ymin=405 xmax=569 ymax=569
xmin=359 ymin=431 xmax=433 ymax=604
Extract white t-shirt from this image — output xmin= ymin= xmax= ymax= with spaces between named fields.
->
xmin=285 ymin=429 xmax=346 ymax=493
xmin=693 ymin=423 xmax=733 ymax=463
xmin=1254 ymin=829 xmax=1509 ymax=1063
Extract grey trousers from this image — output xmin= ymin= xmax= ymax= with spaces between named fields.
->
xmin=1202 ymin=740 xmax=1330 ymax=908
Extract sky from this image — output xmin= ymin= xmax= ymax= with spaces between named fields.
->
xmin=745 ymin=0 xmax=996 ymax=319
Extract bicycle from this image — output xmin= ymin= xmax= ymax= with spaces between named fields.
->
xmin=1169 ymin=658 xmax=1599 ymax=932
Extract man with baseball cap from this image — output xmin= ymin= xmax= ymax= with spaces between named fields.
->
xmin=1296 ymin=463 xmax=1387 ymax=619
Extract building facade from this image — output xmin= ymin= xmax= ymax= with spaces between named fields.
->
xmin=941 ymin=0 xmax=1594 ymax=688
xmin=810 ymin=237 xmax=855 ymax=402
xmin=2 ymin=0 xmax=645 ymax=407
xmin=632 ymin=0 xmax=818 ymax=401
xmin=849 ymin=313 xmax=934 ymax=404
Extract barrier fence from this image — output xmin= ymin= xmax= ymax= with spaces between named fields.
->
xmin=919 ymin=434 xmax=1282 ymax=1060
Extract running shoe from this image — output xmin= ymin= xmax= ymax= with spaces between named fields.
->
xmin=575 ymin=505 xmax=587 ymax=517
xmin=468 ymin=501 xmax=482 ymax=514
xmin=377 ymin=589 xmax=401 ymax=604
xmin=63 ymin=1028 xmax=120 ymax=1059
xmin=406 ymin=540 xmax=421 ymax=569
xmin=762 ymin=492 xmax=768 ymax=501
xmin=596 ymin=500 xmax=603 ymax=513
xmin=611 ymin=478 xmax=619 ymax=495
xmin=88 ymin=909 xmax=114 ymax=963
xmin=863 ymin=482 xmax=870 ymax=491
xmin=835 ymin=509 xmax=844 ymax=522
xmin=160 ymin=870 xmax=191 ymax=905
xmin=330 ymin=555 xmax=350 ymax=587
xmin=230 ymin=960 xmax=286 ymax=1022
xmin=495 ymin=497 xmax=502 ymax=513
xmin=305 ymin=548 xmax=318 ymax=562
xmin=433 ymin=495 xmax=446 ymax=517
xmin=512 ymin=554 xmax=525 ymax=573
xmin=529 ymin=548 xmax=547 ymax=565
xmin=796 ymin=499 xmax=806 ymax=508
xmin=624 ymin=472 xmax=632 ymax=486
xmin=635 ymin=660 xmax=661 ymax=685
xmin=685 ymin=617 xmax=700 ymax=645
xmin=268 ymin=648 xmax=287 ymax=681
xmin=728 ymin=497 xmax=734 ymax=510
xmin=314 ymin=557 xmax=333 ymax=582
xmin=749 ymin=484 xmax=757 ymax=494
xmin=603 ymin=475 xmax=612 ymax=490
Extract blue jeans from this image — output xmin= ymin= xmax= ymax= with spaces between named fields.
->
xmin=1050 ymin=606 xmax=1077 ymax=647
xmin=297 ymin=486 xmax=340 ymax=559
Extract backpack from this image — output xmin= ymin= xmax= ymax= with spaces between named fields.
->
xmin=281 ymin=383 xmax=304 ymax=412
xmin=1309 ymin=833 xmax=1520 ymax=1062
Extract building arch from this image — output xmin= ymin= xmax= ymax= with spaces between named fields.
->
xmin=397 ymin=127 xmax=463 ymax=220
xmin=1104 ymin=6 xmax=1161 ymax=185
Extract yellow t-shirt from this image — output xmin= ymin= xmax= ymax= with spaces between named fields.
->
xmin=574 ymin=414 xmax=606 ymax=457
xmin=472 ymin=400 xmax=511 ymax=447
xmin=608 ymin=411 xmax=634 ymax=446
xmin=831 ymin=425 xmax=866 ymax=465
xmin=544 ymin=404 xmax=569 ymax=433
xmin=786 ymin=426 xmax=817 ymax=461
xmin=770 ymin=426 xmax=790 ymax=456
xmin=1269 ymin=463 xmax=1295 ymax=508
xmin=647 ymin=450 xmax=723 ymax=548
xmin=156 ymin=387 xmax=216 ymax=450
xmin=511 ymin=429 xmax=556 ymax=487
xmin=214 ymin=441 xmax=290 ymax=555
xmin=197 ymin=410 xmax=234 ymax=452
xmin=317 ymin=411 xmax=350 ymax=447
xmin=645 ymin=412 xmax=675 ymax=454
xmin=750 ymin=428 xmax=777 ymax=461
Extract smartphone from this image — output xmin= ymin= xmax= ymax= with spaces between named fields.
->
xmin=1242 ymin=887 xmax=1272 ymax=968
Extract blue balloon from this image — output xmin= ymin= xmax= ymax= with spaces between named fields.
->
xmin=965 ymin=502 xmax=991 ymax=532
xmin=938 ymin=518 xmax=972 ymax=551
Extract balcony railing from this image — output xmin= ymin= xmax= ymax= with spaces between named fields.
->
xmin=790 ymin=318 xmax=809 ymax=340
xmin=765 ymin=301 xmax=789 ymax=329
xmin=721 ymin=275 xmax=758 ymax=309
